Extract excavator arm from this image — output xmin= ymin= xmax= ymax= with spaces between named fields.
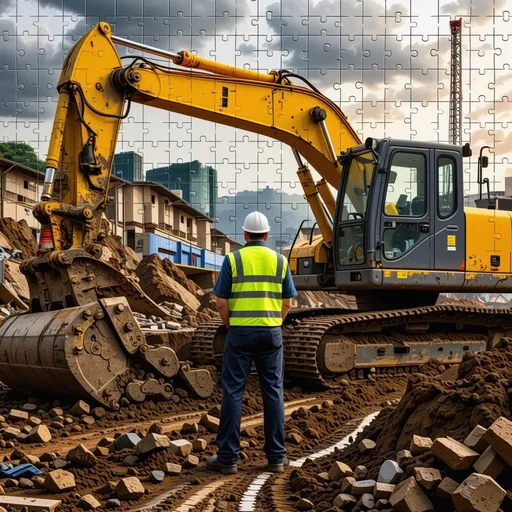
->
xmin=42 ymin=22 xmax=360 ymax=255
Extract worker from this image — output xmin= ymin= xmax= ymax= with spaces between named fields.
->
xmin=206 ymin=211 xmax=297 ymax=474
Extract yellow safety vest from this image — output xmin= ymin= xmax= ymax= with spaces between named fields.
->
xmin=228 ymin=245 xmax=287 ymax=327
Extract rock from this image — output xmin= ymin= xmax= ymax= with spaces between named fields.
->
xmin=303 ymin=428 xmax=320 ymax=439
xmin=358 ymin=438 xmax=376 ymax=453
xmin=41 ymin=452 xmax=57 ymax=462
xmin=33 ymin=477 xmax=45 ymax=489
xmin=70 ymin=400 xmax=90 ymax=417
xmin=287 ymin=433 xmax=303 ymax=445
xmin=409 ymin=435 xmax=433 ymax=456
xmin=183 ymin=454 xmax=199 ymax=469
xmin=98 ymin=437 xmax=115 ymax=447
xmin=432 ymin=437 xmax=479 ymax=470
xmin=22 ymin=403 xmax=38 ymax=412
xmin=452 ymin=473 xmax=505 ymax=512
xmin=328 ymin=461 xmax=353 ymax=481
xmin=352 ymin=479 xmax=377 ymax=496
xmin=77 ymin=494 xmax=101 ymax=510
xmin=396 ymin=449 xmax=413 ymax=466
xmin=357 ymin=493 xmax=375 ymax=510
xmin=53 ymin=459 xmax=69 ymax=470
xmin=49 ymin=407 xmax=63 ymax=417
xmin=116 ymin=477 xmax=145 ymax=500
xmin=25 ymin=424 xmax=52 ymax=444
xmin=81 ymin=415 xmax=95 ymax=425
xmin=96 ymin=482 xmax=116 ymax=495
xmin=11 ymin=448 xmax=25 ymax=460
xmin=106 ymin=499 xmax=121 ymax=508
xmin=21 ymin=454 xmax=40 ymax=464
xmin=296 ymin=498 xmax=314 ymax=510
xmin=333 ymin=493 xmax=357 ymax=509
xmin=181 ymin=422 xmax=199 ymax=434
xmin=4 ymin=479 xmax=18 ymax=488
xmin=389 ymin=477 xmax=433 ymax=512
xmin=8 ymin=409 xmax=28 ymax=422
xmin=28 ymin=416 xmax=41 ymax=427
xmin=322 ymin=400 xmax=334 ymax=409
xmin=482 ymin=416 xmax=512 ymax=465
xmin=378 ymin=460 xmax=403 ymax=484
xmin=2 ymin=427 xmax=21 ymax=439
xmin=464 ymin=425 xmax=489 ymax=453
xmin=115 ymin=433 xmax=141 ymax=450
xmin=317 ymin=472 xmax=330 ymax=483
xmin=67 ymin=444 xmax=97 ymax=468
xmin=376 ymin=498 xmax=390 ymax=509
xmin=473 ymin=446 xmax=507 ymax=479
xmin=123 ymin=455 xmax=139 ymax=467
xmin=200 ymin=414 xmax=220 ymax=433
xmin=150 ymin=470 xmax=165 ymax=483
xmin=136 ymin=433 xmax=171 ymax=456
xmin=165 ymin=462 xmax=182 ymax=475
xmin=192 ymin=439 xmax=207 ymax=452
xmin=93 ymin=446 xmax=110 ymax=457
xmin=44 ymin=469 xmax=76 ymax=492
xmin=374 ymin=482 xmax=395 ymax=499
xmin=170 ymin=439 xmax=193 ymax=457
xmin=341 ymin=476 xmax=356 ymax=493
xmin=51 ymin=421 xmax=64 ymax=430
xmin=436 ymin=477 xmax=460 ymax=500
xmin=92 ymin=407 xmax=106 ymax=419
xmin=241 ymin=428 xmax=257 ymax=438
xmin=413 ymin=468 xmax=442 ymax=491
xmin=355 ymin=465 xmax=368 ymax=479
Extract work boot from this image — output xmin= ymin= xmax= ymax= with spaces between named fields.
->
xmin=266 ymin=456 xmax=290 ymax=473
xmin=206 ymin=454 xmax=238 ymax=474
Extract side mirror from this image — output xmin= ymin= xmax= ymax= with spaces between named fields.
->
xmin=462 ymin=143 xmax=472 ymax=158
xmin=389 ymin=170 xmax=397 ymax=184
xmin=481 ymin=156 xmax=489 ymax=168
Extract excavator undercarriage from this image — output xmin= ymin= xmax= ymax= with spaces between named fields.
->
xmin=191 ymin=304 xmax=512 ymax=387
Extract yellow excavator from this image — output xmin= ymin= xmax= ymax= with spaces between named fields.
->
xmin=0 ymin=22 xmax=511 ymax=406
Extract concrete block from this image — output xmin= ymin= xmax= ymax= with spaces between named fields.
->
xmin=192 ymin=439 xmax=207 ymax=452
xmin=333 ymin=493 xmax=357 ymax=509
xmin=463 ymin=425 xmax=489 ymax=453
xmin=352 ymin=479 xmax=376 ymax=496
xmin=27 ymin=425 xmax=52 ymax=444
xmin=69 ymin=401 xmax=90 ymax=417
xmin=199 ymin=414 xmax=220 ymax=433
xmin=76 ymin=494 xmax=101 ymax=510
xmin=358 ymin=439 xmax=376 ymax=454
xmin=328 ymin=461 xmax=353 ymax=481
xmin=170 ymin=439 xmax=193 ymax=457
xmin=374 ymin=482 xmax=395 ymax=499
xmin=357 ymin=493 xmax=375 ymax=510
xmin=452 ymin=473 xmax=505 ymax=512
xmin=389 ymin=477 xmax=433 ymax=512
xmin=116 ymin=477 xmax=145 ymax=501
xmin=8 ymin=410 xmax=28 ymax=422
xmin=66 ymin=444 xmax=97 ymax=468
xmin=165 ymin=463 xmax=181 ymax=475
xmin=413 ymin=468 xmax=442 ymax=491
xmin=483 ymin=416 xmax=512 ymax=465
xmin=473 ymin=446 xmax=507 ymax=479
xmin=431 ymin=437 xmax=479 ymax=470
xmin=115 ymin=433 xmax=141 ymax=450
xmin=341 ymin=476 xmax=356 ymax=493
xmin=135 ymin=434 xmax=171 ymax=456
xmin=44 ymin=469 xmax=76 ymax=493
xmin=436 ymin=477 xmax=460 ymax=500
xmin=409 ymin=435 xmax=432 ymax=456
xmin=397 ymin=450 xmax=413 ymax=466
xmin=355 ymin=465 xmax=368 ymax=479
xmin=378 ymin=460 xmax=404 ymax=484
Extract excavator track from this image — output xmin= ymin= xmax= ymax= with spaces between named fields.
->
xmin=190 ymin=305 xmax=512 ymax=388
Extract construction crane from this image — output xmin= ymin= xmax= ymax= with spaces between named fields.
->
xmin=0 ymin=23 xmax=512 ymax=406
xmin=449 ymin=19 xmax=462 ymax=145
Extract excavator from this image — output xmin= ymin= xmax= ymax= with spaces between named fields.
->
xmin=0 ymin=22 xmax=511 ymax=407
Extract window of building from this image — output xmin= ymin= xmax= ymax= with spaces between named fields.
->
xmin=181 ymin=216 xmax=184 ymax=224
xmin=151 ymin=195 xmax=156 ymax=204
xmin=17 ymin=194 xmax=23 ymax=202
xmin=127 ymin=230 xmax=136 ymax=250
xmin=187 ymin=218 xmax=192 ymax=228
xmin=191 ymin=254 xmax=197 ymax=266
xmin=23 ymin=180 xmax=28 ymax=189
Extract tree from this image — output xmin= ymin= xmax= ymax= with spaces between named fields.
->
xmin=0 ymin=142 xmax=45 ymax=172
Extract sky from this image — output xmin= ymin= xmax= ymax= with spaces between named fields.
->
xmin=1 ymin=0 xmax=511 ymax=202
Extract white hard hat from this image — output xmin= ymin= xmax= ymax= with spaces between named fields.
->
xmin=243 ymin=211 xmax=270 ymax=234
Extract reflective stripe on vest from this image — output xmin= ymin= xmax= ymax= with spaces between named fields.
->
xmin=228 ymin=245 xmax=286 ymax=327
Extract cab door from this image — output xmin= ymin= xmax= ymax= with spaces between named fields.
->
xmin=433 ymin=149 xmax=465 ymax=270
xmin=379 ymin=148 xmax=433 ymax=269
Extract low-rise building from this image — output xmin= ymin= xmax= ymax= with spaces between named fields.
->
xmin=107 ymin=177 xmax=233 ymax=269
xmin=0 ymin=158 xmax=43 ymax=237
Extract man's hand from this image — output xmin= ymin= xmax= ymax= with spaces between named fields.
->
xmin=216 ymin=297 xmax=230 ymax=328
xmin=282 ymin=298 xmax=292 ymax=321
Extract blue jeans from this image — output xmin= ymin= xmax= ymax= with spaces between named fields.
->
xmin=216 ymin=326 xmax=286 ymax=466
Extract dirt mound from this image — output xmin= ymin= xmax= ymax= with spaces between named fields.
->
xmin=294 ymin=291 xmax=356 ymax=309
xmin=160 ymin=258 xmax=201 ymax=296
xmin=296 ymin=343 xmax=512 ymax=512
xmin=0 ymin=218 xmax=37 ymax=259
xmin=100 ymin=234 xmax=139 ymax=271
xmin=136 ymin=254 xmax=200 ymax=311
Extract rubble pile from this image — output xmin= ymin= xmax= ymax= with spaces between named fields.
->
xmin=0 ymin=218 xmax=37 ymax=259
xmin=99 ymin=234 xmax=139 ymax=272
xmin=294 ymin=343 xmax=512 ymax=511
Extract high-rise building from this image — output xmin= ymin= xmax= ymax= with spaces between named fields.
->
xmin=146 ymin=161 xmax=218 ymax=218
xmin=112 ymin=152 xmax=143 ymax=182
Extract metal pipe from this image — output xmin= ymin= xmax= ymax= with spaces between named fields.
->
xmin=111 ymin=35 xmax=180 ymax=61
xmin=41 ymin=167 xmax=56 ymax=201
xmin=292 ymin=149 xmax=304 ymax=168
xmin=319 ymin=119 xmax=338 ymax=163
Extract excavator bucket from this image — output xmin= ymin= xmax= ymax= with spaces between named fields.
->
xmin=0 ymin=297 xmax=213 ymax=409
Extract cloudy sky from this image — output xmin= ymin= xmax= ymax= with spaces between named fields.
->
xmin=1 ymin=0 xmax=511 ymax=202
